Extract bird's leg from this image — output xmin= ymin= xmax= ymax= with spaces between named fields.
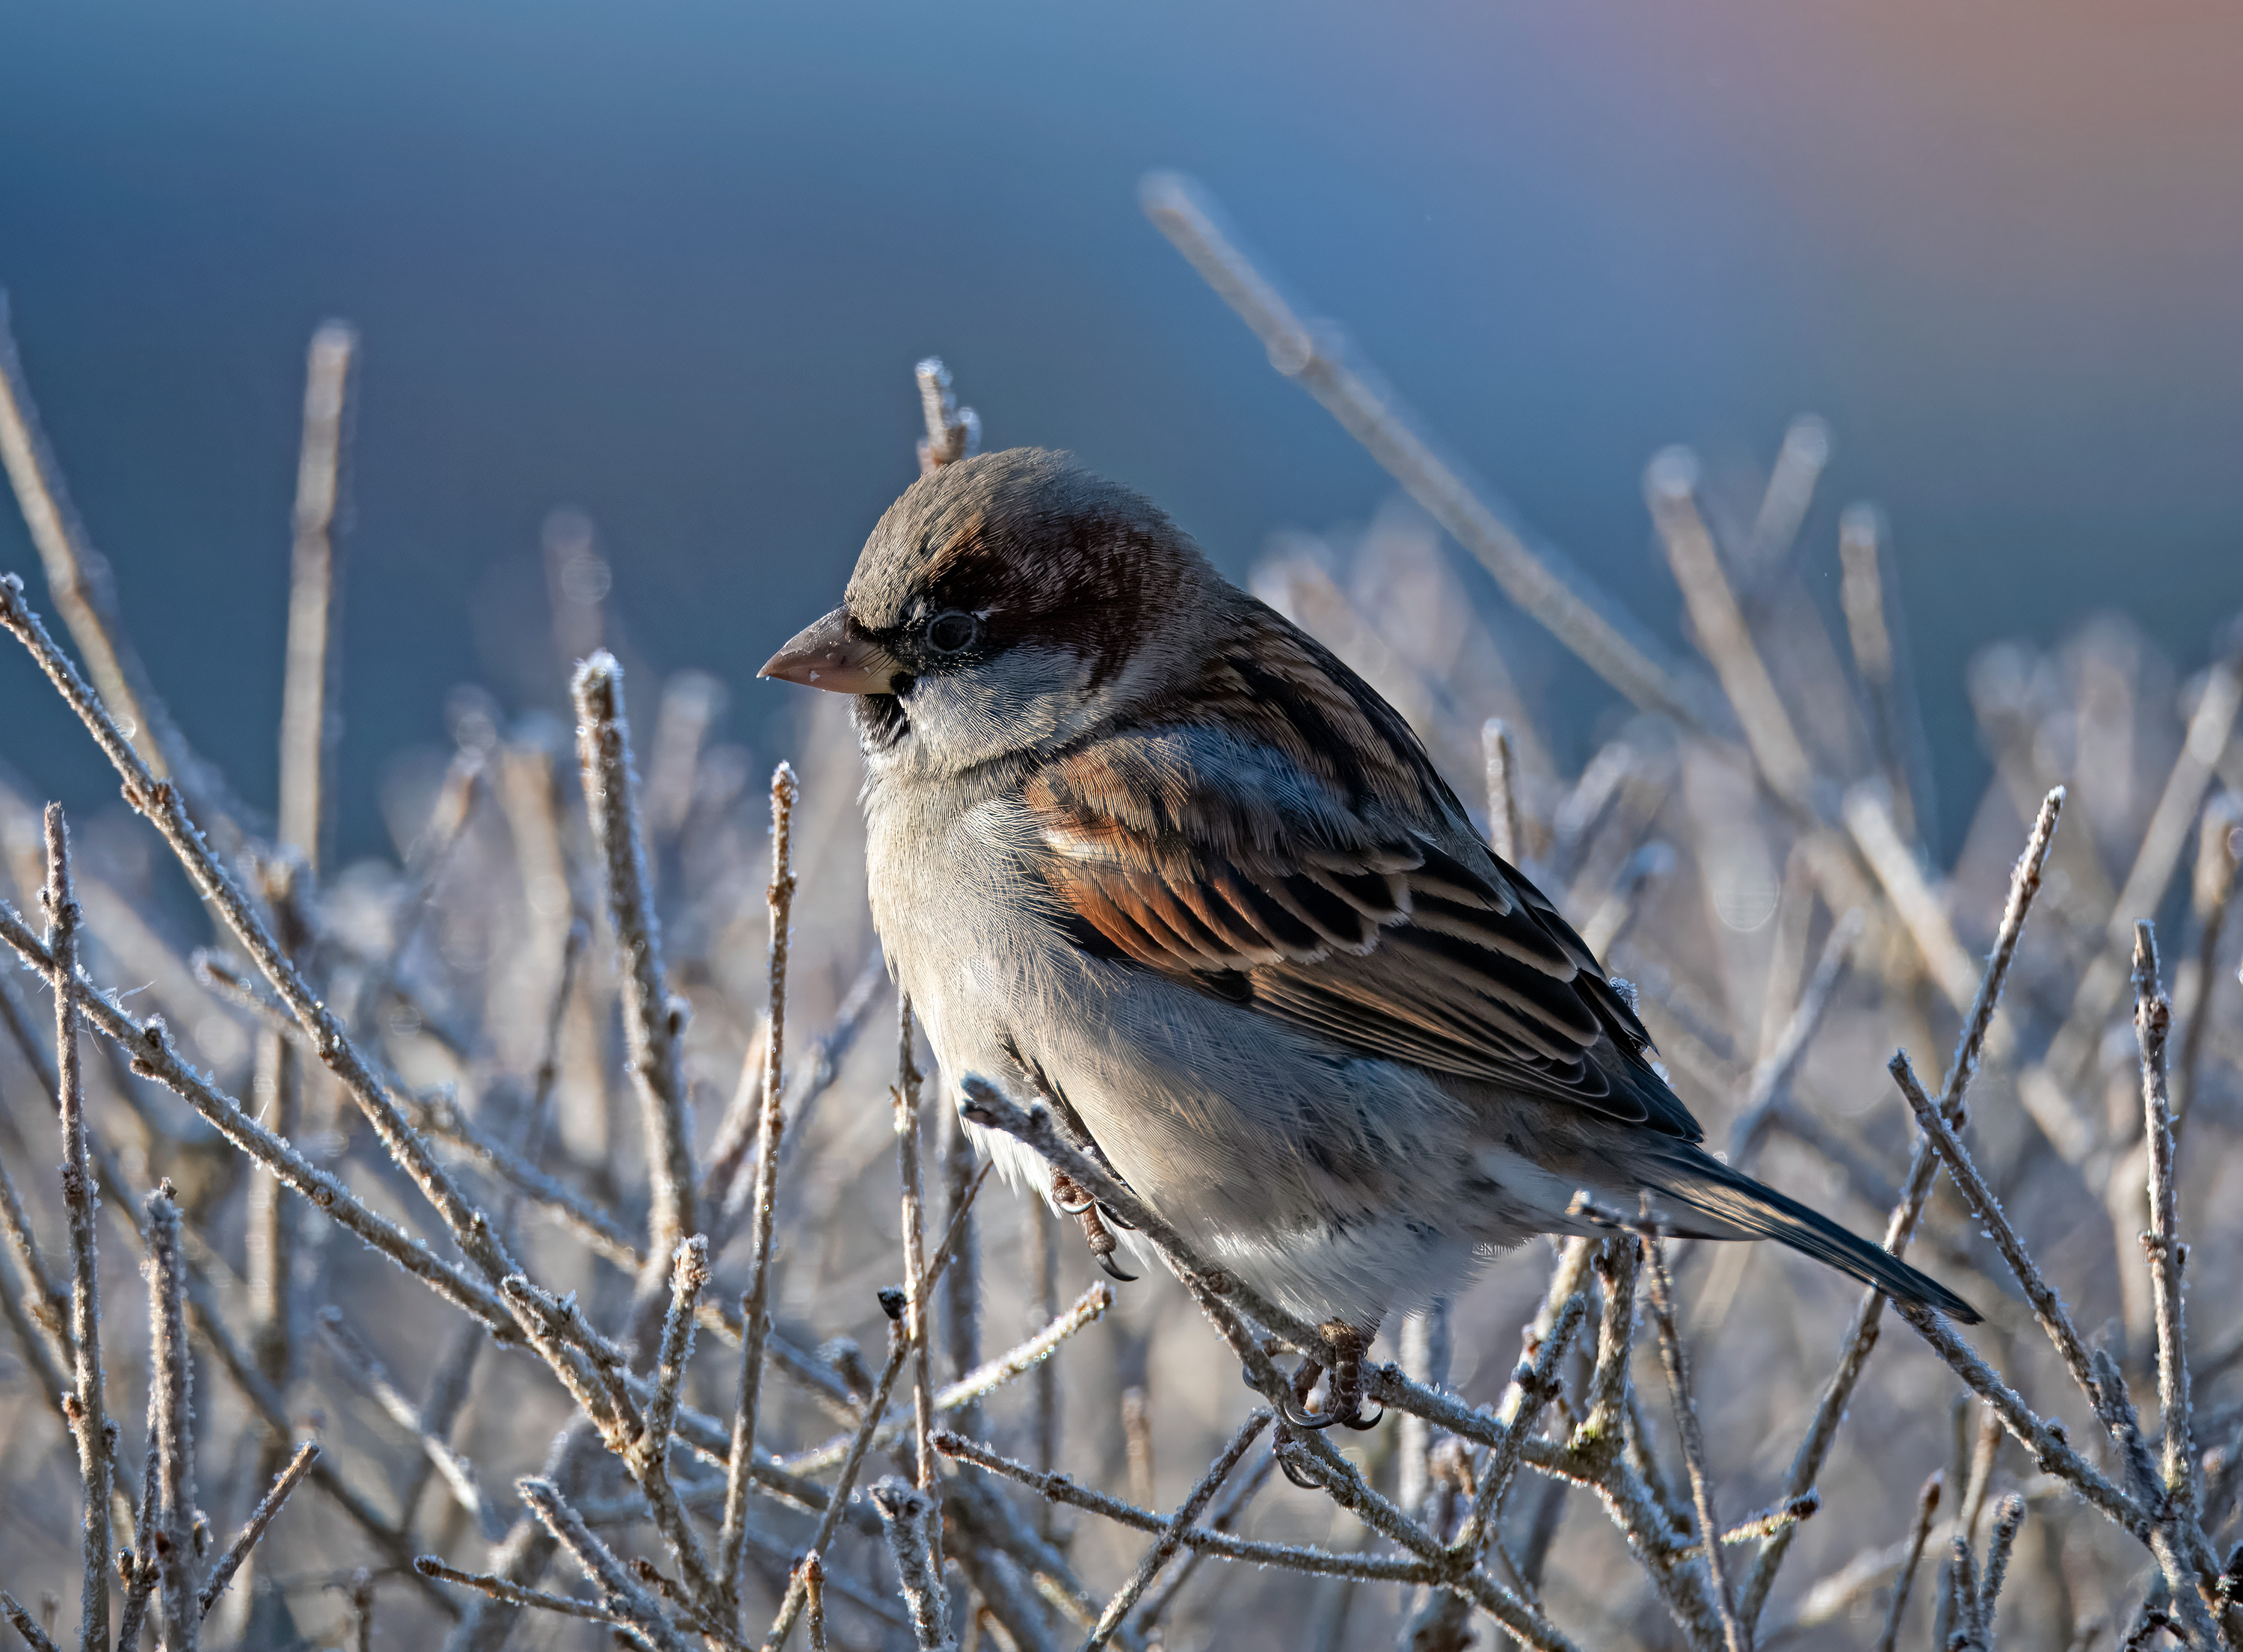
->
xmin=1273 ymin=1323 xmax=1381 ymax=1431
xmin=1321 ymin=1319 xmax=1383 ymax=1431
xmin=1048 ymin=1171 xmax=1137 ymax=1282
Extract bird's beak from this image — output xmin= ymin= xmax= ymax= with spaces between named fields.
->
xmin=759 ymin=608 xmax=904 ymax=695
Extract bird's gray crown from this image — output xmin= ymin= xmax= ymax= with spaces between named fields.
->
xmin=842 ymin=449 xmax=1215 ymax=684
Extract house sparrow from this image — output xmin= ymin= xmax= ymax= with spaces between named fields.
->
xmin=763 ymin=447 xmax=1975 ymax=1420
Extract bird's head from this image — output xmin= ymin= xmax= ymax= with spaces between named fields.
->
xmin=760 ymin=448 xmax=1223 ymax=774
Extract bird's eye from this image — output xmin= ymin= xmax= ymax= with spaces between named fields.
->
xmin=924 ymin=610 xmax=980 ymax=655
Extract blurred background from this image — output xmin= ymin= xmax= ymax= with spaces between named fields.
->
xmin=4 ymin=7 xmax=2243 ymax=1647
xmin=2 ymin=0 xmax=2240 ymax=863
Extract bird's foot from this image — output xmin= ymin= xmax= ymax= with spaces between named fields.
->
xmin=1275 ymin=1322 xmax=1383 ymax=1433
xmin=1050 ymin=1171 xmax=1137 ymax=1281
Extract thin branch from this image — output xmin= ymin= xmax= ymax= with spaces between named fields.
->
xmin=721 ymin=762 xmax=796 ymax=1609
xmin=1127 ymin=1446 xmax=1279 ymax=1633
xmin=2133 ymin=926 xmax=2194 ymax=1513
xmin=0 ymin=297 xmax=208 ymax=804
xmin=1978 ymin=1494 xmax=2027 ymax=1631
xmin=1636 ymin=1221 xmax=1747 ymax=1652
xmin=316 ymin=1307 xmax=503 ymax=1538
xmin=184 ymin=1284 xmax=455 ymax=1618
xmin=780 ymin=1277 xmax=1108 ymax=1476
xmin=0 ymin=578 xmax=587 ymax=1381
xmin=1874 ymin=1472 xmax=1942 ymax=1652
xmin=1893 ymin=1303 xmax=2149 ymax=1540
xmin=519 ymin=1476 xmax=694 ymax=1652
xmin=1843 ymin=783 xmax=1992 ymax=1029
xmin=146 ymin=1187 xmax=200 ymax=1652
xmin=2034 ymin=653 xmax=2243 ymax=1112
xmin=1086 ymin=1411 xmax=1270 ymax=1649
xmin=573 ymin=650 xmax=695 ymax=1257
xmin=43 ymin=808 xmax=108 ymax=1652
xmin=914 ymin=357 xmax=980 ymax=473
xmin=1485 ymin=718 xmax=1523 ymax=865
xmin=1837 ymin=505 xmax=1923 ymax=847
xmin=2176 ymin=794 xmax=2242 ymax=1135
xmin=1889 ymin=1053 xmax=2103 ymax=1420
xmin=871 ymin=1479 xmax=953 ymax=1651
xmin=278 ymin=321 xmax=356 ymax=868
xmin=896 ymin=998 xmax=938 ymax=1489
xmin=762 ymin=1307 xmax=914 ymax=1651
xmin=801 ymin=1553 xmax=827 ymax=1652
xmin=413 ymin=1556 xmax=644 ymax=1628
xmin=1646 ymin=448 xmax=1815 ymax=813
xmin=1450 ymin=1293 xmax=1589 ymax=1560
xmin=629 ymin=1236 xmax=717 ymax=1612
xmin=1139 ymin=172 xmax=1713 ymax=730
xmin=0 ymin=1592 xmax=60 ymax=1652
xmin=1729 ymin=907 xmax=1864 ymax=1160
xmin=0 ymin=1142 xmax=69 ymax=1378
xmin=1741 ymin=786 xmax=2062 ymax=1629
xmin=200 ymin=1441 xmax=320 ymax=1615
xmin=931 ymin=1431 xmax=1444 ymax=1582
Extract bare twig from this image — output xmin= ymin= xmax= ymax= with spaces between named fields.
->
xmin=630 ymin=1236 xmax=717 ymax=1612
xmin=801 ymin=1553 xmax=827 ymax=1652
xmin=316 ymin=1305 xmax=501 ymax=1536
xmin=0 ymin=1592 xmax=60 ymax=1652
xmin=520 ymin=1476 xmax=694 ymax=1652
xmin=0 ymin=579 xmax=582 ymax=1381
xmin=1889 ymin=1053 xmax=2103 ymax=1419
xmin=897 ymin=998 xmax=938 ymax=1488
xmin=2176 ymin=795 xmax=2241 ymax=1134
xmin=0 ymin=904 xmax=522 ymax=1340
xmin=914 ymin=357 xmax=981 ymax=474
xmin=1646 ymin=447 xmax=1815 ymax=813
xmin=2034 ymin=654 xmax=2243 ymax=1118
xmin=43 ymin=809 xmax=108 ymax=1652
xmin=872 ymin=1478 xmax=955 ymax=1651
xmin=1978 ymin=1494 xmax=2027 ymax=1633
xmin=1485 ymin=718 xmax=1523 ymax=865
xmin=721 ymin=762 xmax=797 ymax=1609
xmin=278 ymin=321 xmax=356 ymax=868
xmin=200 ymin=1441 xmax=319 ymax=1615
xmin=411 ymin=1556 xmax=633 ymax=1627
xmin=0 ymin=1142 xmax=69 ymax=1379
xmin=1844 ymin=783 xmax=1988 ymax=1027
xmin=1874 ymin=1472 xmax=1942 ymax=1652
xmin=1140 ymin=172 xmax=1712 ymax=730
xmin=1729 ymin=907 xmax=1864 ymax=1160
xmin=573 ymin=650 xmax=695 ymax=1258
xmin=1838 ymin=505 xmax=1923 ymax=846
xmin=932 ymin=1431 xmax=1445 ymax=1582
xmin=2133 ymin=927 xmax=2195 ymax=1523
xmin=1451 ymin=1293 xmax=1589 ymax=1561
xmin=146 ymin=1187 xmax=199 ymax=1652
xmin=0 ymin=296 xmax=207 ymax=804
xmin=1087 ymin=1411 xmax=1270 ymax=1650
xmin=1634 ymin=1219 xmax=1748 ymax=1652
xmin=779 ymin=1276 xmax=1107 ymax=1477
xmin=1741 ymin=788 xmax=2063 ymax=1629
xmin=762 ymin=1306 xmax=914 ymax=1651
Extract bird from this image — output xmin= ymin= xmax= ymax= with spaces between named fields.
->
xmin=761 ymin=446 xmax=1977 ymax=1426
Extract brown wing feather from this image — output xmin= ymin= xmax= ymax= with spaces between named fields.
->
xmin=1026 ymin=602 xmax=1700 ymax=1140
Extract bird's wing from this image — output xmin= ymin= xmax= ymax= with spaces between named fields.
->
xmin=1022 ymin=605 xmax=1700 ymax=1140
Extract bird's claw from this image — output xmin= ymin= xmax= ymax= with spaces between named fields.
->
xmin=1277 ymin=1390 xmax=1346 ymax=1431
xmin=1094 ymin=1250 xmax=1139 ymax=1283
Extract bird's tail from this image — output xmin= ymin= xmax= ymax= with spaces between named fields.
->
xmin=1643 ymin=1146 xmax=1981 ymax=1324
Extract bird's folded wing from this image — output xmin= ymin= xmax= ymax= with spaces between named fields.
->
xmin=1022 ymin=685 xmax=1698 ymax=1139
